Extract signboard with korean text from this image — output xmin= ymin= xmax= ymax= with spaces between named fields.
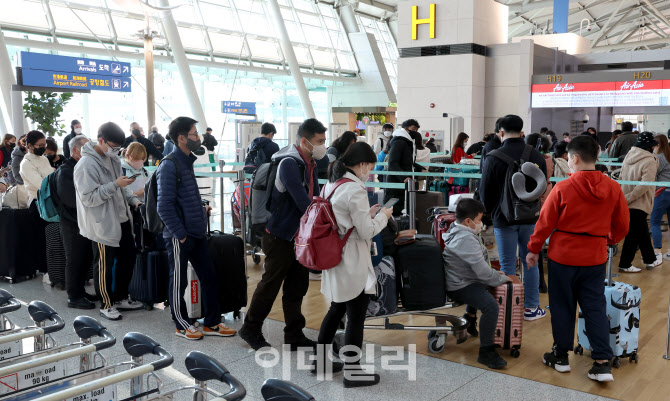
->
xmin=222 ymin=101 xmax=256 ymax=115
xmin=19 ymin=51 xmax=131 ymax=93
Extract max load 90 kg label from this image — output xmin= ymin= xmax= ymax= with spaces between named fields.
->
xmin=0 ymin=360 xmax=66 ymax=395
xmin=67 ymin=385 xmax=117 ymax=401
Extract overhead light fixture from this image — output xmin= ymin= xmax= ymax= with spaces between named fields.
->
xmin=579 ymin=18 xmax=592 ymax=36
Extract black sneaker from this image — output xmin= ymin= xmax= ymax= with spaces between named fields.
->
xmin=477 ymin=345 xmax=507 ymax=369
xmin=310 ymin=357 xmax=344 ymax=374
xmin=239 ymin=326 xmax=271 ymax=351
xmin=67 ymin=297 xmax=95 ymax=310
xmin=588 ymin=361 xmax=614 ymax=382
xmin=83 ymin=292 xmax=98 ymax=302
xmin=343 ymin=365 xmax=380 ymax=388
xmin=286 ymin=336 xmax=317 ymax=351
xmin=463 ymin=313 xmax=479 ymax=337
xmin=543 ymin=349 xmax=571 ymax=373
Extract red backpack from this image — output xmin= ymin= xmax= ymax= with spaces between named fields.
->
xmin=295 ymin=178 xmax=355 ymax=271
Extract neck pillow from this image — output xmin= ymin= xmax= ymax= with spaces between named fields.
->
xmin=511 ymin=162 xmax=547 ymax=202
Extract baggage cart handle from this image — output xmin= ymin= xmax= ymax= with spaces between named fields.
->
xmin=261 ymin=378 xmax=315 ymax=401
xmin=0 ymin=314 xmax=65 ymax=346
xmin=185 ymin=351 xmax=247 ymax=401
xmin=29 ymin=301 xmax=65 ymax=335
xmin=73 ymin=316 xmax=116 ymax=350
xmin=33 ymin=333 xmax=173 ymax=401
xmin=0 ymin=321 xmax=116 ymax=378
xmin=0 ymin=289 xmax=21 ymax=315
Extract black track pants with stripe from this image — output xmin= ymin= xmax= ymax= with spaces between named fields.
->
xmin=92 ymin=222 xmax=136 ymax=309
xmin=167 ymin=236 xmax=220 ymax=330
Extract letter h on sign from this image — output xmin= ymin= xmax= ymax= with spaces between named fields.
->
xmin=412 ymin=4 xmax=436 ymax=40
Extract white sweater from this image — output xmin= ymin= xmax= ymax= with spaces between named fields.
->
xmin=20 ymin=153 xmax=54 ymax=201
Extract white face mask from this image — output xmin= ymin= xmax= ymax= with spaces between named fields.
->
xmin=306 ymin=139 xmax=327 ymax=160
xmin=568 ymin=155 xmax=577 ymax=174
xmin=474 ymin=221 xmax=483 ymax=235
xmin=383 ymin=131 xmax=392 ymax=137
xmin=359 ymin=164 xmax=371 ymax=182
xmin=74 ymin=127 xmax=82 ymax=134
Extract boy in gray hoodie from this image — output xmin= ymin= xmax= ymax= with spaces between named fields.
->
xmin=443 ymin=198 xmax=510 ymax=369
xmin=74 ymin=122 xmax=143 ymax=321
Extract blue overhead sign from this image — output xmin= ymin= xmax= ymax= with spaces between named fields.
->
xmin=22 ymin=69 xmax=132 ymax=92
xmin=20 ymin=52 xmax=132 ymax=78
xmin=222 ymin=101 xmax=256 ymax=115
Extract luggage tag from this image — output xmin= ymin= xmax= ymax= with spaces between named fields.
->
xmin=370 ymin=241 xmax=378 ymax=257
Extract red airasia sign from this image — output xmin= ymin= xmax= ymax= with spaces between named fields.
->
xmin=531 ymin=80 xmax=670 ymax=107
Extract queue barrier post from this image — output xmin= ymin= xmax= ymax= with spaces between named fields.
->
xmin=664 ymin=294 xmax=670 ymax=360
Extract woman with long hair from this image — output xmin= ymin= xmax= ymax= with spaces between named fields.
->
xmin=0 ymin=134 xmax=15 ymax=168
xmin=316 ymin=142 xmax=392 ymax=388
xmin=651 ymin=134 xmax=670 ymax=261
xmin=413 ymin=131 xmax=431 ymax=164
xmin=451 ymin=132 xmax=474 ymax=164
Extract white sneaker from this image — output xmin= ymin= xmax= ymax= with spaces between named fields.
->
xmin=309 ymin=272 xmax=322 ymax=281
xmin=42 ymin=273 xmax=51 ymax=285
xmin=649 ymin=253 xmax=663 ymax=269
xmin=619 ymin=266 xmax=642 ymax=273
xmin=115 ymin=298 xmax=144 ymax=311
xmin=100 ymin=307 xmax=122 ymax=320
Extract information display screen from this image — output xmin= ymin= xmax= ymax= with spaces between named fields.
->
xmin=531 ymin=80 xmax=670 ymax=108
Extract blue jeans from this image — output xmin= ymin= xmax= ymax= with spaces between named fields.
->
xmin=650 ymin=191 xmax=670 ymax=249
xmin=494 ymin=225 xmax=539 ymax=309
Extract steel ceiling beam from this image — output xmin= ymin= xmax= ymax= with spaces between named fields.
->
xmin=592 ymin=0 xmax=635 ymax=47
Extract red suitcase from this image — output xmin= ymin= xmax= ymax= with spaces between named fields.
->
xmin=432 ymin=213 xmax=456 ymax=250
xmin=490 ymin=275 xmax=524 ymax=357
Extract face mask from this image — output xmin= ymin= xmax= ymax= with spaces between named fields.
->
xmin=187 ymin=138 xmax=202 ymax=152
xmin=128 ymin=160 xmax=144 ymax=170
xmin=568 ymin=155 xmax=576 ymax=173
xmin=46 ymin=154 xmax=55 ymax=162
xmin=473 ymin=221 xmax=483 ymax=235
xmin=74 ymin=128 xmax=82 ymax=134
xmin=9 ymin=143 xmax=15 ymax=149
xmin=33 ymin=147 xmax=46 ymax=157
xmin=306 ymin=140 xmax=327 ymax=160
xmin=359 ymin=164 xmax=371 ymax=182
xmin=383 ymin=131 xmax=392 ymax=137
xmin=103 ymin=142 xmax=118 ymax=158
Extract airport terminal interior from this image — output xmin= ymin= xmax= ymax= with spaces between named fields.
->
xmin=2 ymin=0 xmax=670 ymax=400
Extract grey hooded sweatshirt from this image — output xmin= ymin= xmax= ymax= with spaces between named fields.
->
xmin=73 ymin=141 xmax=140 ymax=247
xmin=442 ymin=223 xmax=508 ymax=292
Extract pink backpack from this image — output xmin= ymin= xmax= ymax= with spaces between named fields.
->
xmin=295 ymin=178 xmax=354 ymax=270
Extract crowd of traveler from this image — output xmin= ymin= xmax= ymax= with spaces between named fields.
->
xmin=3 ymin=111 xmax=670 ymax=389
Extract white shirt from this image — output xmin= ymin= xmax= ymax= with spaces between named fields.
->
xmin=19 ymin=153 xmax=54 ymax=201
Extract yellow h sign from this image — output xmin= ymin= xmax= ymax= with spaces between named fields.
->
xmin=412 ymin=4 xmax=436 ymax=40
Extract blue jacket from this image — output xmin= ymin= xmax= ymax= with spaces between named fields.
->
xmin=248 ymin=136 xmax=279 ymax=162
xmin=266 ymin=145 xmax=320 ymax=241
xmin=157 ymin=147 xmax=207 ymax=240
xmin=163 ymin=138 xmax=176 ymax=157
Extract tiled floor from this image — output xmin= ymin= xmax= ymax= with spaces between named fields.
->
xmin=0 ymin=277 xmax=617 ymax=401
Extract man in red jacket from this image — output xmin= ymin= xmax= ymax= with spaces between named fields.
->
xmin=526 ymin=136 xmax=629 ymax=383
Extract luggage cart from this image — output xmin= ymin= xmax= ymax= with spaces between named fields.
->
xmin=261 ymin=378 xmax=315 ymax=401
xmin=236 ymin=170 xmax=264 ymax=266
xmin=27 ymin=332 xmax=173 ymax=401
xmin=0 ymin=301 xmax=65 ymax=357
xmin=0 ymin=316 xmax=115 ymax=399
xmin=0 ymin=289 xmax=21 ymax=333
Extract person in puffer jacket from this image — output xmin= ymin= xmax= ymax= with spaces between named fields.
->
xmin=157 ymin=116 xmax=236 ymax=341
xmin=74 ymin=122 xmax=143 ymax=321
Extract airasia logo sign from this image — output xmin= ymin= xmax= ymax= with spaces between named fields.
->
xmin=190 ymin=280 xmax=199 ymax=303
xmin=553 ymin=83 xmax=574 ymax=92
xmin=620 ymin=81 xmax=645 ymax=90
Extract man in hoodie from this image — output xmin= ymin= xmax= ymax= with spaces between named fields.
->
xmin=239 ymin=118 xmax=325 ymax=351
xmin=384 ymin=119 xmax=421 ymax=216
xmin=244 ymin=123 xmax=279 ymax=173
xmin=609 ymin=121 xmax=637 ymax=159
xmin=63 ymin=120 xmax=82 ymax=159
xmin=618 ymin=132 xmax=660 ymax=272
xmin=148 ymin=125 xmax=165 ymax=154
xmin=54 ymin=135 xmax=95 ymax=310
xmin=74 ymin=122 xmax=144 ymax=321
xmin=443 ymin=198 xmax=510 ymax=370
xmin=527 ymin=136 xmax=629 ymax=382
xmin=373 ymin=123 xmax=394 ymax=155
xmin=480 ymin=114 xmax=547 ymax=322
xmin=124 ymin=124 xmax=164 ymax=163
xmin=9 ymin=135 xmax=26 ymax=185
xmin=157 ymin=117 xmax=236 ymax=340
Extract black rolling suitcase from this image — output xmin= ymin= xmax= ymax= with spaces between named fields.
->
xmin=128 ymin=220 xmax=169 ymax=309
xmin=0 ymin=208 xmax=39 ymax=282
xmin=207 ymin=220 xmax=247 ymax=316
xmin=395 ymin=234 xmax=446 ymax=310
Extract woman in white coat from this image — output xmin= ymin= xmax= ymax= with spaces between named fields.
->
xmin=316 ymin=142 xmax=393 ymax=388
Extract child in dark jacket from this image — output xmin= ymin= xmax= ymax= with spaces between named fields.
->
xmin=527 ymin=136 xmax=629 ymax=383
xmin=443 ymin=198 xmax=510 ymax=369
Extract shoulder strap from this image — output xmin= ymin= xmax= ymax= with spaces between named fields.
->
xmin=325 ymin=178 xmax=354 ymax=200
xmin=521 ymin=145 xmax=533 ymax=164
xmin=487 ymin=149 xmax=515 ymax=167
xmin=162 ymin=154 xmax=181 ymax=188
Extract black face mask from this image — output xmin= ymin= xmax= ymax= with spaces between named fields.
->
xmin=33 ymin=147 xmax=46 ymax=156
xmin=46 ymin=154 xmax=56 ymax=161
xmin=9 ymin=143 xmax=15 ymax=150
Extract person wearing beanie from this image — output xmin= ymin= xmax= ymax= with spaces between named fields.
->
xmin=618 ymin=132 xmax=660 ymax=272
xmin=63 ymin=119 xmax=82 ymax=159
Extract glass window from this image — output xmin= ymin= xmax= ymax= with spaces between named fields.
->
xmin=208 ymin=32 xmax=246 ymax=57
xmin=0 ymin=0 xmax=49 ymax=29
xmin=291 ymin=0 xmax=315 ymax=12
xmin=177 ymin=27 xmax=207 ymax=51
xmin=311 ymin=49 xmax=336 ymax=69
xmin=111 ymin=15 xmax=148 ymax=41
xmin=237 ymin=11 xmax=269 ymax=36
xmin=172 ymin=4 xmax=199 ymax=25
xmin=50 ymin=5 xmax=111 ymax=37
xmin=247 ymin=38 xmax=280 ymax=61
xmin=199 ymin=3 xmax=239 ymax=30
xmin=284 ymin=22 xmax=304 ymax=43
xmin=292 ymin=46 xmax=311 ymax=65
xmin=302 ymin=26 xmax=329 ymax=47
xmin=296 ymin=12 xmax=321 ymax=27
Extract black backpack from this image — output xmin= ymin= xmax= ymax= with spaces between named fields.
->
xmin=487 ymin=145 xmax=541 ymax=225
xmin=244 ymin=146 xmax=268 ymax=174
xmin=142 ymin=154 xmax=181 ymax=234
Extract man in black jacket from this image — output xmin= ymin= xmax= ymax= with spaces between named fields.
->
xmin=480 ymin=114 xmax=547 ymax=322
xmin=384 ymin=119 xmax=422 ymax=216
xmin=124 ymin=123 xmax=164 ymax=162
xmin=54 ymin=135 xmax=96 ymax=310
xmin=202 ymin=127 xmax=219 ymax=152
xmin=466 ymin=133 xmax=493 ymax=156
xmin=148 ymin=125 xmax=165 ymax=154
